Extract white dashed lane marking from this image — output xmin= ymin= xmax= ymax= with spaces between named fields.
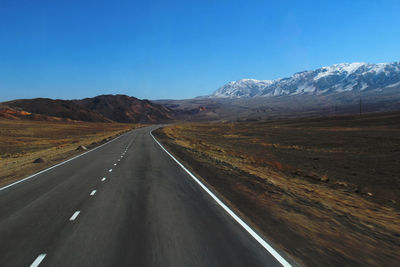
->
xmin=109 ymin=169 xmax=112 ymax=172
xmin=90 ymin=190 xmax=96 ymax=196
xmin=69 ymin=211 xmax=80 ymax=221
xmin=30 ymin=254 xmax=46 ymax=267
xmin=101 ymin=177 xmax=106 ymax=181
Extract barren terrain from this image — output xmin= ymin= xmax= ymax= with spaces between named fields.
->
xmin=0 ymin=119 xmax=139 ymax=187
xmin=154 ymin=112 xmax=400 ymax=266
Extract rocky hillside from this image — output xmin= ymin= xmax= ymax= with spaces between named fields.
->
xmin=4 ymin=98 xmax=111 ymax=122
xmin=3 ymin=95 xmax=173 ymax=123
xmin=73 ymin=94 xmax=173 ymax=123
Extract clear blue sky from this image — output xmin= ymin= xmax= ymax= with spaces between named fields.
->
xmin=1 ymin=0 xmax=399 ymax=101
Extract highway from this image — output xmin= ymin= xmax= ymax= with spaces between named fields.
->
xmin=0 ymin=126 xmax=291 ymax=267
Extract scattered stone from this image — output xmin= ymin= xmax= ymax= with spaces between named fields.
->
xmin=33 ymin=158 xmax=45 ymax=163
xmin=367 ymin=192 xmax=373 ymax=197
xmin=335 ymin=181 xmax=348 ymax=187
xmin=76 ymin=145 xmax=87 ymax=151
xmin=320 ymin=175 xmax=329 ymax=182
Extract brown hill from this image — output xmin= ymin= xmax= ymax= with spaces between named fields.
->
xmin=0 ymin=107 xmax=77 ymax=121
xmin=5 ymin=98 xmax=112 ymax=122
xmin=0 ymin=107 xmax=31 ymax=120
xmin=74 ymin=94 xmax=173 ymax=123
xmin=3 ymin=95 xmax=174 ymax=123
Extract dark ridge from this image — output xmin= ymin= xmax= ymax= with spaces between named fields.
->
xmin=5 ymin=98 xmax=112 ymax=122
xmin=3 ymin=95 xmax=174 ymax=123
xmin=73 ymin=94 xmax=174 ymax=123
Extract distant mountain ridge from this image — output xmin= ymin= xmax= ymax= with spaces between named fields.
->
xmin=3 ymin=62 xmax=400 ymax=123
xmin=73 ymin=94 xmax=173 ymax=123
xmin=3 ymin=95 xmax=173 ymax=123
xmin=208 ymin=62 xmax=400 ymax=98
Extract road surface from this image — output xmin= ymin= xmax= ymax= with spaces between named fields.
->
xmin=0 ymin=126 xmax=290 ymax=267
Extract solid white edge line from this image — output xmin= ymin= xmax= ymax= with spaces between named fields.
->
xmin=150 ymin=130 xmax=292 ymax=267
xmin=0 ymin=130 xmax=131 ymax=192
xmin=69 ymin=211 xmax=80 ymax=221
xmin=30 ymin=253 xmax=46 ymax=267
xmin=90 ymin=190 xmax=96 ymax=196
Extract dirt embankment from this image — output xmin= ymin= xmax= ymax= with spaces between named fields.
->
xmin=153 ymin=112 xmax=400 ymax=266
xmin=0 ymin=119 xmax=140 ymax=187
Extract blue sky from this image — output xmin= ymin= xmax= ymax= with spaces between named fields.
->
xmin=1 ymin=0 xmax=399 ymax=101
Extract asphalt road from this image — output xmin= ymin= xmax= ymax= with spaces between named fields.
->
xmin=0 ymin=126 xmax=290 ymax=267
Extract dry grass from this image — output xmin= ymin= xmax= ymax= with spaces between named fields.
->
xmin=154 ymin=112 xmax=400 ymax=266
xmin=0 ymin=119 xmax=140 ymax=187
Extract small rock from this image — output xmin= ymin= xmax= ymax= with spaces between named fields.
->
xmin=76 ymin=145 xmax=87 ymax=151
xmin=320 ymin=176 xmax=329 ymax=182
xmin=335 ymin=181 xmax=348 ymax=187
xmin=367 ymin=192 xmax=373 ymax=196
xmin=33 ymin=158 xmax=45 ymax=163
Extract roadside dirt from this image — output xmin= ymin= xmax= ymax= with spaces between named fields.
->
xmin=0 ymin=119 xmax=140 ymax=187
xmin=153 ymin=112 xmax=400 ymax=266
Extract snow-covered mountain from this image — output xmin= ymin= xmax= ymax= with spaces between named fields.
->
xmin=209 ymin=62 xmax=400 ymax=98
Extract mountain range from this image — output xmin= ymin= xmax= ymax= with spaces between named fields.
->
xmin=1 ymin=95 xmax=173 ymax=123
xmin=1 ymin=61 xmax=400 ymax=123
xmin=208 ymin=62 xmax=400 ymax=98
xmin=73 ymin=95 xmax=173 ymax=123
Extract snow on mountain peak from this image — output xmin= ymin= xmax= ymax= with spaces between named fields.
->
xmin=208 ymin=61 xmax=400 ymax=98
xmin=315 ymin=62 xmax=366 ymax=80
xmin=213 ymin=78 xmax=273 ymax=98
